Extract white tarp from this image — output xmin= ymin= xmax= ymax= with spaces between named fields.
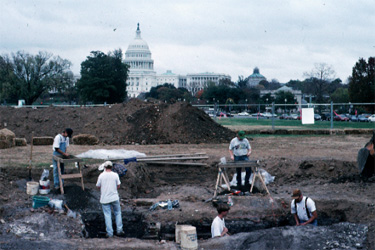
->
xmin=76 ymin=149 xmax=146 ymax=160
xmin=302 ymin=108 xmax=314 ymax=124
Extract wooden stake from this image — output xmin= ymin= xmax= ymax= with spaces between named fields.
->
xmin=28 ymin=131 xmax=34 ymax=180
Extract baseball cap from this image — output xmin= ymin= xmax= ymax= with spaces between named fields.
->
xmin=291 ymin=189 xmax=302 ymax=199
xmin=238 ymin=131 xmax=245 ymax=139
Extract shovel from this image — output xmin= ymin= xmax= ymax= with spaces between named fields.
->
xmin=64 ymin=204 xmax=76 ymax=218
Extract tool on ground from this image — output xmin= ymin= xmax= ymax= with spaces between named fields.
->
xmin=27 ymin=131 xmax=34 ymax=181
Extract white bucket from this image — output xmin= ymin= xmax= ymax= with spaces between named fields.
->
xmin=175 ymin=224 xmax=185 ymax=244
xmin=180 ymin=225 xmax=198 ymax=250
xmin=26 ymin=181 xmax=39 ymax=195
xmin=39 ymin=180 xmax=50 ymax=194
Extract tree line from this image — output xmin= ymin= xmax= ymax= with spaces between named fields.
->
xmin=0 ymin=50 xmax=373 ymax=113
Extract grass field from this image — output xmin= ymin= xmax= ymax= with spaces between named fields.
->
xmin=216 ymin=118 xmax=375 ymax=129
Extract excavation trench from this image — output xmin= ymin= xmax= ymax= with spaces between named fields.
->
xmin=81 ymin=202 xmax=358 ymax=240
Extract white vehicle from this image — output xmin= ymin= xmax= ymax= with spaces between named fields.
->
xmin=262 ymin=112 xmax=277 ymax=118
xmin=368 ymin=114 xmax=375 ymax=122
xmin=238 ymin=111 xmax=250 ymax=116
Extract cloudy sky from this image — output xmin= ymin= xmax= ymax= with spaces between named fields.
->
xmin=0 ymin=0 xmax=374 ymax=83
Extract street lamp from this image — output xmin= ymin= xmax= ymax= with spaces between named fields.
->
xmin=284 ymin=98 xmax=287 ymax=113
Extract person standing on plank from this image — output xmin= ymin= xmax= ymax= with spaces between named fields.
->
xmin=52 ymin=128 xmax=73 ymax=192
xmin=229 ymin=130 xmax=252 ymax=191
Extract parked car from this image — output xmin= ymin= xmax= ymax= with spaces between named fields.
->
xmin=263 ymin=112 xmax=277 ymax=119
xmin=321 ymin=113 xmax=331 ymax=121
xmin=238 ymin=111 xmax=250 ymax=116
xmin=334 ymin=115 xmax=349 ymax=121
xmin=251 ymin=113 xmax=262 ymax=117
xmin=362 ymin=113 xmax=372 ymax=118
xmin=290 ymin=114 xmax=299 ymax=120
xmin=368 ymin=114 xmax=375 ymax=122
xmin=279 ymin=114 xmax=290 ymax=119
xmin=350 ymin=115 xmax=359 ymax=122
xmin=358 ymin=115 xmax=368 ymax=122
xmin=314 ymin=114 xmax=321 ymax=121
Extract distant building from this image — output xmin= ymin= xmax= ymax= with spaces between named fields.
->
xmin=156 ymin=70 xmax=187 ymax=89
xmin=124 ymin=24 xmax=230 ymax=98
xmin=260 ymin=85 xmax=303 ymax=106
xmin=124 ymin=23 xmax=157 ymax=98
xmin=186 ymin=72 xmax=231 ymax=96
xmin=247 ymin=67 xmax=266 ymax=87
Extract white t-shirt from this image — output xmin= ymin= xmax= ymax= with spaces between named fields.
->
xmin=291 ymin=196 xmax=316 ymax=221
xmin=211 ymin=216 xmax=225 ymax=238
xmin=52 ymin=134 xmax=69 ymax=151
xmin=96 ymin=171 xmax=121 ymax=204
xmin=229 ymin=137 xmax=251 ymax=156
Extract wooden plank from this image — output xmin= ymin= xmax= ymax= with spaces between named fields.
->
xmin=146 ymin=161 xmax=207 ymax=166
xmin=218 ymin=161 xmax=260 ymax=168
xmin=138 ymin=156 xmax=208 ymax=162
xmin=61 ymin=173 xmax=83 ymax=179
xmin=53 ymin=155 xmax=83 ymax=163
xmin=137 ymin=153 xmax=206 ymax=159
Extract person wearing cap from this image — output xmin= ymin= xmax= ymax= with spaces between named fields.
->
xmin=291 ymin=189 xmax=318 ymax=226
xmin=229 ymin=130 xmax=252 ymax=191
xmin=52 ymin=128 xmax=73 ymax=191
xmin=96 ymin=161 xmax=124 ymax=238
xmin=211 ymin=203 xmax=230 ymax=238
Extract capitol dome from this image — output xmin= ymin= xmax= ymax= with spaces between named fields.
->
xmin=124 ymin=23 xmax=154 ymax=71
xmin=126 ymin=23 xmax=150 ymax=51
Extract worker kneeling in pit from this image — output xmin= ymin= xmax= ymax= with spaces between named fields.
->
xmin=291 ymin=189 xmax=318 ymax=226
xmin=211 ymin=203 xmax=230 ymax=238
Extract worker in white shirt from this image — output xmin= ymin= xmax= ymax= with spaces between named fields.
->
xmin=211 ymin=203 xmax=230 ymax=238
xmin=291 ymin=189 xmax=318 ymax=226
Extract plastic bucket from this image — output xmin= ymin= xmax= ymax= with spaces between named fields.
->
xmin=175 ymin=224 xmax=184 ymax=244
xmin=26 ymin=181 xmax=39 ymax=195
xmin=39 ymin=180 xmax=50 ymax=194
xmin=180 ymin=225 xmax=198 ymax=250
xmin=32 ymin=196 xmax=50 ymax=209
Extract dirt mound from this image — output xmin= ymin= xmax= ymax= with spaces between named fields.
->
xmin=266 ymin=159 xmax=359 ymax=185
xmin=0 ymin=100 xmax=235 ymax=145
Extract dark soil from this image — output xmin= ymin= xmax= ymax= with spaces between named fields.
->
xmin=0 ymin=100 xmax=235 ymax=144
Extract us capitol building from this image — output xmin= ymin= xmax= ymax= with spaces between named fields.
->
xmin=124 ymin=24 xmax=231 ymax=98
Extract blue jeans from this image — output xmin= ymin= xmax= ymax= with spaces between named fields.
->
xmin=234 ymin=155 xmax=252 ymax=187
xmin=53 ymin=154 xmax=64 ymax=189
xmin=102 ymin=200 xmax=123 ymax=236
xmin=300 ymin=219 xmax=318 ymax=226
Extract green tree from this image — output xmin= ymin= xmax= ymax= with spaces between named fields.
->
xmin=260 ymin=93 xmax=275 ymax=104
xmin=348 ymin=57 xmax=375 ymax=112
xmin=237 ymin=75 xmax=248 ymax=89
xmin=304 ymin=63 xmax=336 ymax=104
xmin=76 ymin=50 xmax=129 ymax=104
xmin=0 ymin=51 xmax=73 ymax=105
xmin=202 ymin=85 xmax=245 ymax=104
xmin=275 ymin=91 xmax=295 ymax=104
xmin=330 ymin=88 xmax=349 ymax=103
xmin=145 ymin=83 xmax=191 ymax=103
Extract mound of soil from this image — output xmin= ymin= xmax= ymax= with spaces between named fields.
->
xmin=0 ymin=100 xmax=235 ymax=145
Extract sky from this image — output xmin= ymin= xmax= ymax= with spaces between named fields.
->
xmin=0 ymin=0 xmax=374 ymax=83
